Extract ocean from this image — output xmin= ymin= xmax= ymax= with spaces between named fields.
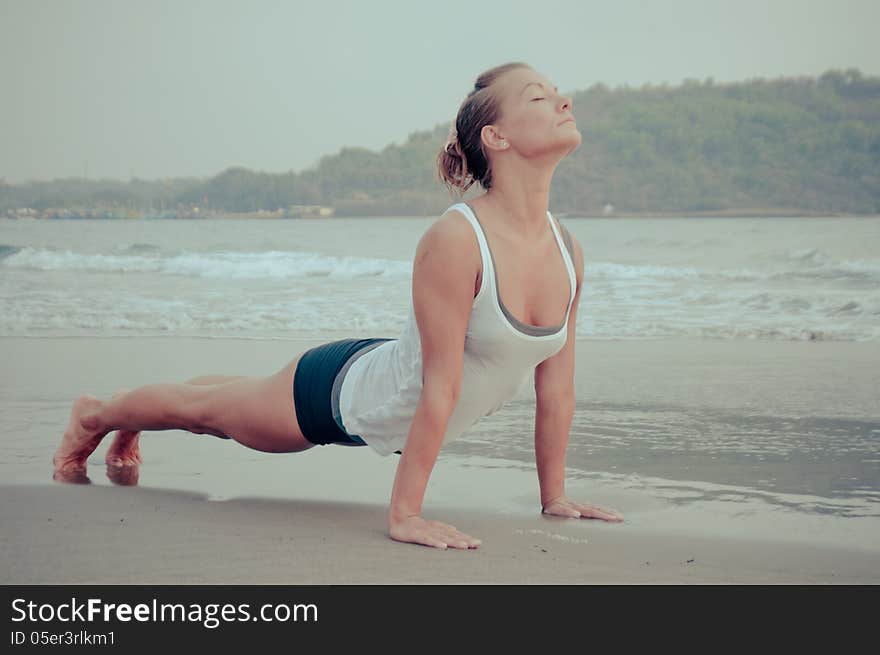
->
xmin=2 ymin=214 xmax=878 ymax=341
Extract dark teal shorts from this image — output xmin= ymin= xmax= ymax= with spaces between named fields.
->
xmin=292 ymin=337 xmax=393 ymax=446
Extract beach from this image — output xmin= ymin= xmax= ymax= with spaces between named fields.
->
xmin=2 ymin=335 xmax=878 ymax=584
xmin=2 ymin=214 xmax=878 ymax=583
xmin=3 ymin=0 xmax=879 ymax=592
xmin=5 ymin=483 xmax=879 ymax=584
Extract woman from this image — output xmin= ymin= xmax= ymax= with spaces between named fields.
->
xmin=53 ymin=61 xmax=624 ymax=550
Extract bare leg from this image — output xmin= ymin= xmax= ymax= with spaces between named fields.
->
xmin=185 ymin=375 xmax=248 ymax=385
xmin=53 ymin=355 xmax=312 ymax=475
xmin=104 ymin=376 xmax=250 ymax=466
xmin=104 ymin=390 xmax=143 ymax=468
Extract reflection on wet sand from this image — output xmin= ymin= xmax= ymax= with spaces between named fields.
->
xmin=52 ymin=462 xmax=140 ymax=486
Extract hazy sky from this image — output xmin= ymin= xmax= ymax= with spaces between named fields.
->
xmin=2 ymin=0 xmax=878 ymax=183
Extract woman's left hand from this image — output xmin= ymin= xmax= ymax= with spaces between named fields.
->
xmin=542 ymin=496 xmax=624 ymax=522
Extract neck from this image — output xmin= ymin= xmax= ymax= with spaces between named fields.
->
xmin=481 ymin=155 xmax=558 ymax=237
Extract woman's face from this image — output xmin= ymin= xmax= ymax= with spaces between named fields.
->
xmin=484 ymin=67 xmax=581 ymax=160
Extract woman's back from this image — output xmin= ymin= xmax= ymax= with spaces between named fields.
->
xmin=335 ymin=202 xmax=577 ymax=456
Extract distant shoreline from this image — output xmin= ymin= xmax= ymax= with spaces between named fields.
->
xmin=4 ymin=208 xmax=877 ymax=220
xmin=562 ymin=208 xmax=875 ymax=219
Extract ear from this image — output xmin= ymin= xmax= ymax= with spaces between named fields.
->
xmin=480 ymin=124 xmax=508 ymax=152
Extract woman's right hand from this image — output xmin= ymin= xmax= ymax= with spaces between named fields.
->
xmin=388 ymin=515 xmax=482 ymax=550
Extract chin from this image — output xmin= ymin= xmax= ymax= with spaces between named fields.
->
xmin=523 ymin=132 xmax=582 ymax=160
xmin=554 ymin=132 xmax=582 ymax=157
xmin=559 ymin=129 xmax=582 ymax=154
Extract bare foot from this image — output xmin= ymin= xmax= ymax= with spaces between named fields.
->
xmin=106 ymin=462 xmax=139 ymax=486
xmin=53 ymin=394 xmax=110 ymax=476
xmin=105 ymin=430 xmax=142 ymax=467
xmin=52 ymin=468 xmax=92 ymax=485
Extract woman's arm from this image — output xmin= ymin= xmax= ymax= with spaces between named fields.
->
xmin=387 ymin=213 xmax=483 ymax=549
xmin=533 ymin=223 xmax=580 ymax=507
xmin=533 ymin=224 xmax=623 ymax=522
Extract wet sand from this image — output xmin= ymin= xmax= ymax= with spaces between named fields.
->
xmin=1 ymin=335 xmax=878 ymax=583
xmin=3 ymin=480 xmax=879 ymax=584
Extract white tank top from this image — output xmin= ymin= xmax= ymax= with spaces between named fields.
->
xmin=337 ymin=201 xmax=577 ymax=456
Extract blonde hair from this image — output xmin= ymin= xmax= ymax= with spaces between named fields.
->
xmin=436 ymin=61 xmax=530 ymax=195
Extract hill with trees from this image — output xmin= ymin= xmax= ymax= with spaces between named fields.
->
xmin=2 ymin=68 xmax=878 ymax=217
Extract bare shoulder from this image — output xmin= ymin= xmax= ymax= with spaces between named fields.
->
xmin=425 ymin=208 xmax=477 ymax=247
xmin=414 ymin=208 xmax=480 ymax=272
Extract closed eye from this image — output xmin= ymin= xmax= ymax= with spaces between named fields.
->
xmin=531 ymin=97 xmax=544 ymax=101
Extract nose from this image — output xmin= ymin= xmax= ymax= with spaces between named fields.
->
xmin=559 ymin=94 xmax=573 ymax=113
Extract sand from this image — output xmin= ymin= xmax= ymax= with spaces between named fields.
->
xmin=3 ymin=482 xmax=878 ymax=584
